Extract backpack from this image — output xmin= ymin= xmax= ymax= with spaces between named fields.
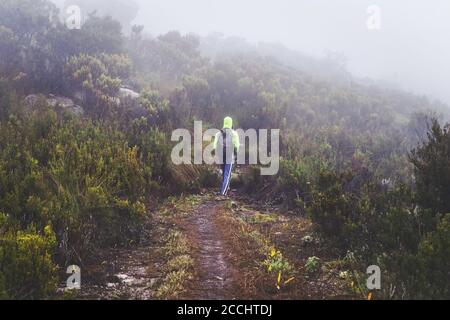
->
xmin=220 ymin=128 xmax=234 ymax=164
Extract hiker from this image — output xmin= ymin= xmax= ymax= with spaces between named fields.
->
xmin=213 ymin=116 xmax=240 ymax=196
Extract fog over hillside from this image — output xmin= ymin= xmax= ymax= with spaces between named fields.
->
xmin=134 ymin=0 xmax=450 ymax=106
xmin=52 ymin=0 xmax=450 ymax=106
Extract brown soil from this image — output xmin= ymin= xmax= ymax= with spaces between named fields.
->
xmin=179 ymin=201 xmax=241 ymax=300
xmin=68 ymin=221 xmax=167 ymax=300
xmin=73 ymin=192 xmax=352 ymax=300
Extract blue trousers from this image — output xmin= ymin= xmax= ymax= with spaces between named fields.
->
xmin=220 ymin=163 xmax=233 ymax=196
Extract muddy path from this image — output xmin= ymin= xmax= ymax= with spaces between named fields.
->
xmin=76 ymin=246 xmax=159 ymax=299
xmin=72 ymin=193 xmax=351 ymax=300
xmin=74 ymin=196 xmax=240 ymax=300
xmin=179 ymin=201 xmax=239 ymax=300
xmin=71 ymin=232 xmax=165 ymax=300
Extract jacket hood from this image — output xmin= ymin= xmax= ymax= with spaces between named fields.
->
xmin=223 ymin=116 xmax=233 ymax=129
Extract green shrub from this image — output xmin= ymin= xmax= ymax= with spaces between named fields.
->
xmin=0 ymin=109 xmax=149 ymax=263
xmin=410 ymin=119 xmax=450 ymax=230
xmin=308 ymin=170 xmax=366 ymax=251
xmin=416 ymin=213 xmax=450 ymax=299
xmin=0 ymin=222 xmax=57 ymax=300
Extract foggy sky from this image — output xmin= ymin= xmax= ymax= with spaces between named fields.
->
xmin=132 ymin=0 xmax=450 ymax=106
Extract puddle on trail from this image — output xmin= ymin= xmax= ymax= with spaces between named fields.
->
xmin=72 ymin=245 xmax=162 ymax=300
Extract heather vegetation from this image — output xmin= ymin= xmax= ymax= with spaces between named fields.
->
xmin=0 ymin=0 xmax=448 ymax=299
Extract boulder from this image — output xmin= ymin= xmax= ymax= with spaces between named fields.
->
xmin=25 ymin=94 xmax=84 ymax=116
xmin=119 ymin=87 xmax=140 ymax=100
xmin=24 ymin=94 xmax=40 ymax=107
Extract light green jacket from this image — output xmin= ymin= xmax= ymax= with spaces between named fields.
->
xmin=213 ymin=117 xmax=240 ymax=151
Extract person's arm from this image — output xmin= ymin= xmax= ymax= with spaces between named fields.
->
xmin=232 ymin=130 xmax=240 ymax=152
xmin=213 ymin=131 xmax=220 ymax=150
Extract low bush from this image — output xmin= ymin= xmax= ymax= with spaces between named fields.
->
xmin=0 ymin=218 xmax=57 ymax=299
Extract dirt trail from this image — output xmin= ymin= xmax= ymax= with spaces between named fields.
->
xmin=74 ymin=193 xmax=350 ymax=300
xmin=76 ymin=197 xmax=240 ymax=300
xmin=181 ymin=201 xmax=238 ymax=300
xmin=73 ymin=240 xmax=163 ymax=300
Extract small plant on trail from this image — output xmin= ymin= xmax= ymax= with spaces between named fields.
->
xmin=246 ymin=212 xmax=278 ymax=225
xmin=347 ymin=270 xmax=371 ymax=299
xmin=163 ymin=231 xmax=190 ymax=257
xmin=156 ymin=231 xmax=193 ymax=299
xmin=264 ymin=248 xmax=294 ymax=275
xmin=160 ymin=195 xmax=202 ymax=217
xmin=305 ymin=256 xmax=320 ymax=274
xmin=166 ymin=255 xmax=194 ymax=273
xmin=264 ymin=248 xmax=295 ymax=290
xmin=155 ymin=270 xmax=192 ymax=299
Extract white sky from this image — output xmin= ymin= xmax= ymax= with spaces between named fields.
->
xmin=133 ymin=0 xmax=450 ymax=105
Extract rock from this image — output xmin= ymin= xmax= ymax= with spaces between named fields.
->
xmin=24 ymin=94 xmax=40 ymax=106
xmin=25 ymin=94 xmax=84 ymax=116
xmin=47 ymin=95 xmax=84 ymax=116
xmin=123 ymin=278 xmax=134 ymax=284
xmin=116 ymin=273 xmax=129 ymax=281
xmin=301 ymin=235 xmax=314 ymax=244
xmin=73 ymin=91 xmax=84 ymax=102
xmin=119 ymin=87 xmax=140 ymax=99
xmin=148 ymin=278 xmax=159 ymax=288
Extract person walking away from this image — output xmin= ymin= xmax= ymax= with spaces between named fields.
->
xmin=213 ymin=117 xmax=240 ymax=196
